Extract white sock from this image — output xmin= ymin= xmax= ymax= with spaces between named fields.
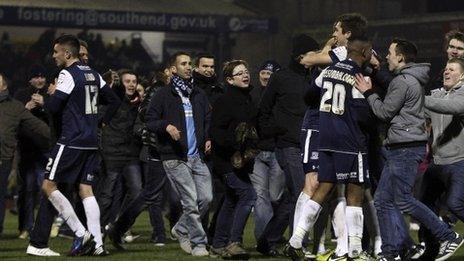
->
xmin=333 ymin=198 xmax=348 ymax=256
xmin=367 ymin=200 xmax=382 ymax=255
xmin=83 ymin=196 xmax=103 ymax=247
xmin=48 ymin=190 xmax=85 ymax=237
xmin=318 ymin=228 xmax=326 ymax=254
xmin=346 ymin=206 xmax=363 ymax=258
xmin=289 ymin=198 xmax=321 ymax=249
xmin=293 ymin=192 xmax=311 ymax=232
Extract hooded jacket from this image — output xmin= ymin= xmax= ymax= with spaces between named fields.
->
xmin=425 ymin=83 xmax=464 ymax=165
xmin=364 ymin=63 xmax=430 ymax=146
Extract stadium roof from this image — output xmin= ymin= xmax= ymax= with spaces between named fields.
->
xmin=0 ymin=0 xmax=257 ymax=16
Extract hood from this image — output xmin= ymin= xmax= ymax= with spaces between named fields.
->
xmin=397 ymin=63 xmax=431 ymax=86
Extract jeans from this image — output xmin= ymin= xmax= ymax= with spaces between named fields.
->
xmin=98 ymin=159 xmax=142 ymax=226
xmin=114 ymin=160 xmax=167 ymax=235
xmin=421 ymin=160 xmax=464 ymax=221
xmin=163 ymin=155 xmax=212 ymax=247
xmin=374 ymin=146 xmax=455 ymax=258
xmin=250 ymin=151 xmax=285 ymax=240
xmin=213 ymin=171 xmax=256 ymax=247
xmin=0 ymin=159 xmax=12 ymax=234
xmin=17 ymin=156 xmax=46 ymax=232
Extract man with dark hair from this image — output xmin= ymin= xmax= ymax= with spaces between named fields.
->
xmin=13 ymin=64 xmax=50 ymax=240
xmin=26 ymin=34 xmax=120 ymax=256
xmin=98 ymin=70 xmax=142 ymax=230
xmin=299 ymin=13 xmax=368 ymax=67
xmin=256 ymin=34 xmax=320 ymax=256
xmin=355 ymin=38 xmax=463 ymax=261
xmin=79 ymin=39 xmax=89 ymax=64
xmin=426 ymin=30 xmax=464 ymax=94
xmin=144 ymin=51 xmax=212 ymax=256
xmin=285 ymin=37 xmax=374 ymax=261
xmin=193 ymin=52 xmax=224 ymax=105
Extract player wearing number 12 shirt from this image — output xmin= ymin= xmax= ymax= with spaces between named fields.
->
xmin=37 ymin=34 xmax=120 ymax=256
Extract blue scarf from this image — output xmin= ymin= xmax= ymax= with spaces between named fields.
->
xmin=171 ymin=75 xmax=193 ymax=97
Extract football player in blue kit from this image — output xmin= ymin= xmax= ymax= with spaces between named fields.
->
xmin=286 ymin=37 xmax=373 ymax=261
xmin=29 ymin=34 xmax=120 ymax=256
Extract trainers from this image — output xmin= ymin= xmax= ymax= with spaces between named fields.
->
xmin=327 ymin=252 xmax=348 ymax=261
xmin=170 ymin=226 xmax=191 ymax=254
xmin=404 ymin=243 xmax=425 ymax=260
xmin=68 ymin=231 xmax=95 ymax=256
xmin=283 ymin=243 xmax=305 ymax=261
xmin=191 ymin=245 xmax=209 ymax=256
xmin=89 ymin=245 xmax=110 ymax=256
xmin=210 ymin=246 xmax=226 ymax=258
xmin=123 ymin=230 xmax=141 ymax=243
xmin=315 ymin=249 xmax=333 ymax=260
xmin=150 ymin=236 xmax=166 ymax=247
xmin=376 ymin=254 xmax=400 ymax=261
xmin=436 ymin=233 xmax=464 ymax=261
xmin=18 ymin=230 xmax=29 ymax=239
xmin=223 ymin=242 xmax=250 ymax=260
xmin=106 ymin=224 xmax=125 ymax=251
xmin=26 ymin=245 xmax=60 ymax=256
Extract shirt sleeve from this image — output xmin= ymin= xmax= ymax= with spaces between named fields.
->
xmin=98 ymin=74 xmax=107 ymax=89
xmin=329 ymin=46 xmax=347 ymax=63
xmin=56 ymin=70 xmax=75 ymax=94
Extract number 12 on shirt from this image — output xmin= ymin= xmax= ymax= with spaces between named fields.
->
xmin=85 ymin=84 xmax=98 ymax=115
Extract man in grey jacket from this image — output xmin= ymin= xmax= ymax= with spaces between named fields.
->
xmin=420 ymin=57 xmax=464 ymax=231
xmin=355 ymin=38 xmax=462 ymax=261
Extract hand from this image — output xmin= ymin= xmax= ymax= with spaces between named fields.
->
xmin=370 ymin=55 xmax=380 ymax=70
xmin=31 ymin=94 xmax=44 ymax=106
xmin=354 ymin=74 xmax=372 ymax=94
xmin=205 ymin=140 xmax=212 ymax=154
xmin=47 ymin=83 xmax=56 ymax=95
xmin=166 ymin=124 xmax=181 ymax=141
xmin=324 ymin=36 xmax=337 ymax=49
xmin=25 ymin=100 xmax=37 ymax=110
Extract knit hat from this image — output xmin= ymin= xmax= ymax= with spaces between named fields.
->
xmin=28 ymin=64 xmax=46 ymax=80
xmin=259 ymin=60 xmax=281 ymax=73
xmin=291 ymin=34 xmax=319 ymax=58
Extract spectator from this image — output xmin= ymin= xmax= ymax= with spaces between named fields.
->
xmin=210 ymin=60 xmax=258 ymax=259
xmin=145 ymin=52 xmax=212 ymax=257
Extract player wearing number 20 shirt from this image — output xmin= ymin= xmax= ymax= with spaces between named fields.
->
xmin=317 ymin=59 xmax=372 ymax=184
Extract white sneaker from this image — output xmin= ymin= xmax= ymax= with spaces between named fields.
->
xmin=170 ymin=227 xmax=191 ymax=254
xmin=191 ymin=245 xmax=209 ymax=256
xmin=26 ymin=244 xmax=60 ymax=256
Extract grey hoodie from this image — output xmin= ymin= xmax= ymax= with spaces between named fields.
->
xmin=366 ymin=63 xmax=429 ymax=145
xmin=425 ymin=83 xmax=464 ymax=165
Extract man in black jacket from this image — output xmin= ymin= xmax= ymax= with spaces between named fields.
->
xmin=257 ymin=34 xmax=320 ymax=255
xmin=193 ymin=53 xmax=224 ymax=105
xmin=14 ymin=64 xmax=51 ymax=239
xmin=146 ymin=52 xmax=212 ymax=257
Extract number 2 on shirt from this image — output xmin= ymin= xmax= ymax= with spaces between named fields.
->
xmin=320 ymin=82 xmax=345 ymax=115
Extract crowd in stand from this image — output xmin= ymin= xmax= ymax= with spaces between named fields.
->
xmin=1 ymin=12 xmax=464 ymax=261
